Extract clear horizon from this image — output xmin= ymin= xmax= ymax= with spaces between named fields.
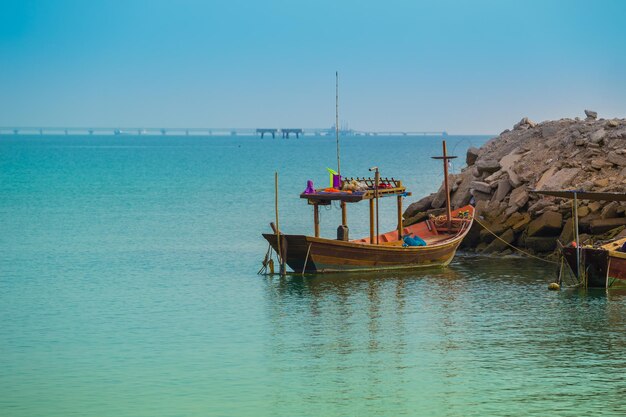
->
xmin=1 ymin=0 xmax=625 ymax=135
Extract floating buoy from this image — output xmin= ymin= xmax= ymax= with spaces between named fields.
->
xmin=548 ymin=282 xmax=560 ymax=290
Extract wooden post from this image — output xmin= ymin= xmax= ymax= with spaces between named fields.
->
xmin=374 ymin=169 xmax=380 ymax=244
xmin=313 ymin=204 xmax=320 ymax=237
xmin=431 ymin=141 xmax=457 ymax=232
xmin=369 ymin=198 xmax=375 ymax=243
xmin=442 ymin=141 xmax=452 ymax=230
xmin=275 ymin=172 xmax=285 ymax=276
xmin=397 ymin=195 xmax=403 ymax=241
xmin=574 ymin=192 xmax=580 ymax=283
xmin=280 ymin=234 xmax=287 ymax=276
xmin=341 ymin=201 xmax=347 ymax=226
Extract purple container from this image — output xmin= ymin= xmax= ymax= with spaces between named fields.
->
xmin=304 ymin=180 xmax=315 ymax=194
xmin=333 ymin=174 xmax=342 ymax=189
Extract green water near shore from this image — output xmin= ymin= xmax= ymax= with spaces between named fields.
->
xmin=1 ymin=135 xmax=625 ymax=416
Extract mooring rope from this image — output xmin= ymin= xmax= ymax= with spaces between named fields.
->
xmin=473 ymin=216 xmax=558 ymax=264
xmin=258 ymin=243 xmax=274 ymax=275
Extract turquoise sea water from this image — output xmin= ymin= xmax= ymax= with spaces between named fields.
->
xmin=1 ymin=134 xmax=626 ymax=417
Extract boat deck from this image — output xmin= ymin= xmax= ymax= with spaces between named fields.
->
xmin=360 ymin=233 xmax=456 ymax=247
xmin=352 ymin=214 xmax=470 ymax=246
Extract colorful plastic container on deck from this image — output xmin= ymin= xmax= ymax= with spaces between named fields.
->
xmin=327 ymin=168 xmax=341 ymax=188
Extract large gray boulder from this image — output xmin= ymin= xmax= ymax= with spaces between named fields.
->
xmin=498 ymin=151 xmax=523 ymax=188
xmin=525 ymin=236 xmax=558 ymax=252
xmin=535 ymin=168 xmax=581 ymax=191
xmin=431 ymin=184 xmax=447 ymax=209
xmin=475 ymin=159 xmax=501 ymax=174
xmin=608 ymin=151 xmax=626 ymax=167
xmin=470 ymin=181 xmax=492 ymax=195
xmin=527 ymin=211 xmax=563 ymax=237
xmin=509 ymin=186 xmax=529 ymax=209
xmin=491 ymin=178 xmax=512 ymax=203
xmin=608 ymin=128 xmax=626 ymax=139
xmin=450 ymin=175 xmax=473 ymax=209
xmin=513 ymin=117 xmax=537 ymax=130
xmin=403 ymin=194 xmax=434 ymax=218
xmin=466 ymin=147 xmax=480 ymax=166
xmin=483 ymin=229 xmax=515 ymax=253
xmin=590 ymin=218 xmax=626 ymax=234
xmin=589 ymin=129 xmax=606 ymax=144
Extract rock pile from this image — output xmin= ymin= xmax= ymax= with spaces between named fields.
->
xmin=404 ymin=111 xmax=626 ymax=255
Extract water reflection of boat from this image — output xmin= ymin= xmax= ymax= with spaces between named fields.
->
xmin=535 ymin=190 xmax=626 ymax=289
xmin=270 ymin=267 xmax=465 ymax=292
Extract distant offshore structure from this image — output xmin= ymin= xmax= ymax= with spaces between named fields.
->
xmin=0 ymin=126 xmax=448 ymax=137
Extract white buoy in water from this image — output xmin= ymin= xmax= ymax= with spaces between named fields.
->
xmin=548 ymin=282 xmax=560 ymax=290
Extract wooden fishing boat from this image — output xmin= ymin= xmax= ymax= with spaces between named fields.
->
xmin=534 ymin=190 xmax=626 ymax=289
xmin=263 ymin=205 xmax=473 ymax=273
xmin=262 ymin=141 xmax=474 ymax=274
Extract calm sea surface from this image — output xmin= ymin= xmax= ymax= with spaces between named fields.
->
xmin=1 ymin=134 xmax=625 ymax=417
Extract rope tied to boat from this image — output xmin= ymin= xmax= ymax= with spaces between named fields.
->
xmin=473 ymin=216 xmax=558 ymax=264
xmin=432 ymin=214 xmax=468 ymax=228
xmin=258 ymin=243 xmax=275 ymax=275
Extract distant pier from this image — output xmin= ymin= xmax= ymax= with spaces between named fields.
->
xmin=281 ymin=129 xmax=303 ymax=138
xmin=256 ymin=128 xmax=277 ymax=138
xmin=0 ymin=126 xmax=448 ymax=137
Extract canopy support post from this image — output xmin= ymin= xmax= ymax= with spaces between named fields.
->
xmin=397 ymin=195 xmax=403 ymax=241
xmin=374 ymin=169 xmax=380 ymax=244
xmin=369 ymin=199 xmax=375 ymax=244
xmin=314 ymin=204 xmax=320 ymax=238
xmin=341 ymin=201 xmax=347 ymax=226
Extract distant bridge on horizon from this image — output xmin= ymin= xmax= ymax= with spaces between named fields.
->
xmin=0 ymin=126 xmax=449 ymax=137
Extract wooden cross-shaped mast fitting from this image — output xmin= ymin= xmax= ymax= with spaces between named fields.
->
xmin=431 ymin=140 xmax=457 ymax=230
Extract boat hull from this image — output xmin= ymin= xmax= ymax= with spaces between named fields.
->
xmin=263 ymin=232 xmax=466 ymax=273
xmin=561 ymin=245 xmax=626 ymax=288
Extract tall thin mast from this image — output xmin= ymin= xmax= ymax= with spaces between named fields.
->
xmin=335 ymin=71 xmax=341 ymax=175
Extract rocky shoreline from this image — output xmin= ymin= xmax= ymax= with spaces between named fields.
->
xmin=404 ymin=110 xmax=626 ymax=256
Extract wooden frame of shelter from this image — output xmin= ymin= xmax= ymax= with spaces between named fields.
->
xmin=300 ymin=176 xmax=411 ymax=243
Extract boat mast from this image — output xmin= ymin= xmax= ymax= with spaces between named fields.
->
xmin=443 ymin=141 xmax=452 ymax=229
xmin=432 ymin=140 xmax=456 ymax=230
xmin=335 ymin=71 xmax=341 ymax=175
xmin=336 ymin=71 xmax=348 ymax=228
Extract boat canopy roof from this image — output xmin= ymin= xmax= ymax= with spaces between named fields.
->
xmin=301 ymin=176 xmax=411 ymax=204
xmin=532 ymin=190 xmax=626 ymax=201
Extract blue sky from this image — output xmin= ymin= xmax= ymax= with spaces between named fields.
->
xmin=1 ymin=0 xmax=624 ymax=133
